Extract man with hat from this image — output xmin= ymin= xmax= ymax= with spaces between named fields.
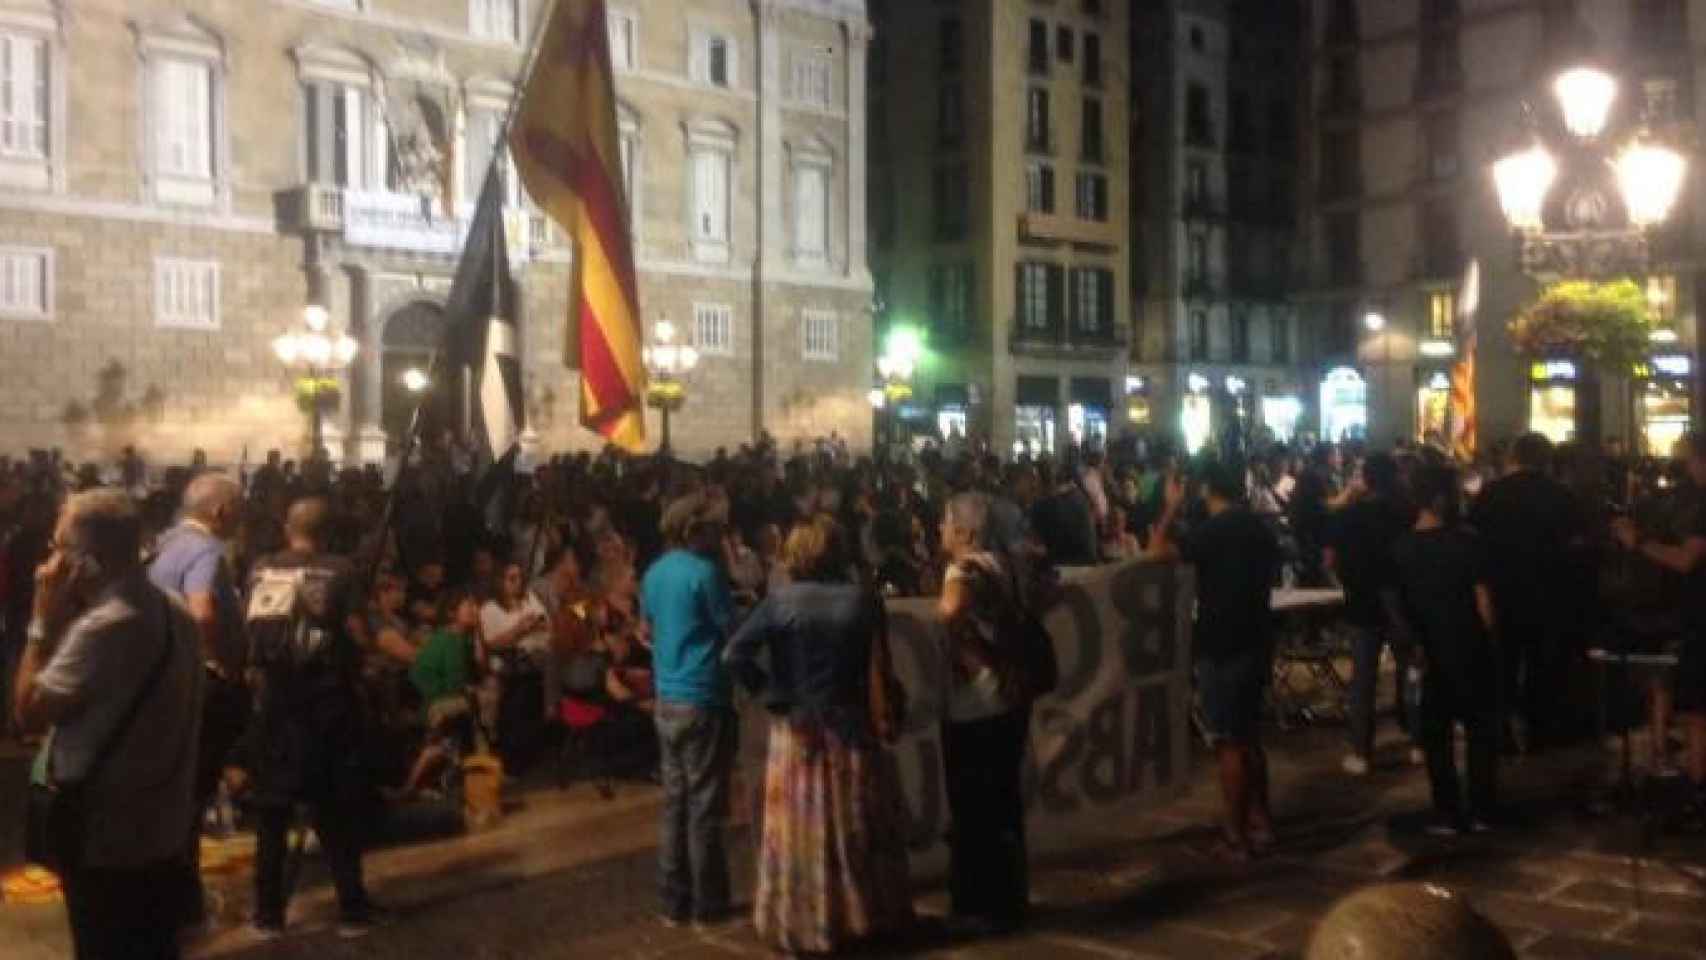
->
xmin=642 ymin=489 xmax=737 ymax=927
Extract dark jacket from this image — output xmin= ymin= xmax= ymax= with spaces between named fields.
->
xmin=1468 ymin=469 xmax=1580 ymax=628
xmin=237 ymin=551 xmax=367 ymax=805
xmin=724 ymin=580 xmax=880 ymax=742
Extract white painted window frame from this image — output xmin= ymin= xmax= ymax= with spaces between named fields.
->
xmin=0 ymin=244 xmax=52 ymax=320
xmin=134 ymin=15 xmax=228 ymax=210
xmin=0 ymin=2 xmax=62 ymax=192
xmin=692 ymin=301 xmax=734 ymax=356
xmin=789 ymin=138 xmax=832 ymax=269
xmin=800 ymin=307 xmax=838 ymax=362
xmin=470 ymin=0 xmax=523 ymax=45
xmin=685 ymin=118 xmax=736 ymax=263
xmin=153 ymin=257 xmax=220 ymax=331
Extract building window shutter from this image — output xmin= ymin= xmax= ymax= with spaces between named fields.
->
xmin=1014 ymin=264 xmax=1025 ymax=328
xmin=1098 ymin=269 xmax=1113 ymax=330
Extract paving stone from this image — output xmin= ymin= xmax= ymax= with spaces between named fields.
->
xmin=1469 ymin=893 xmax=1624 ymax=939
xmin=1553 ymin=879 xmax=1706 ymax=919
xmin=1523 ymin=933 xmax=1699 ymax=959
xmin=1108 ymin=921 xmax=1272 ymax=960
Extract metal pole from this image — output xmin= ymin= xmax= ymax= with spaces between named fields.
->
xmin=661 ymin=404 xmax=673 ymax=455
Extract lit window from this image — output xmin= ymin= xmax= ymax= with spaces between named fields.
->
xmin=693 ymin=302 xmax=734 ymax=355
xmin=1071 ymin=268 xmax=1111 ymax=333
xmin=151 ymin=58 xmax=216 ymax=203
xmin=1428 ymin=289 xmax=1456 ymax=339
xmin=154 ymin=258 xmax=219 ymax=330
xmin=801 ymin=308 xmax=838 ymax=361
xmin=0 ymin=246 xmax=50 ymax=319
xmin=1017 ymin=262 xmax=1056 ymax=331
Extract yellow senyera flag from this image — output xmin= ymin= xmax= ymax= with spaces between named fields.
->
xmin=510 ymin=0 xmax=646 ymax=451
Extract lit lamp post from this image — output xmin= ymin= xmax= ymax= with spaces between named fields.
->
xmin=1491 ymin=63 xmax=1689 ymax=444
xmin=642 ymin=319 xmax=698 ymax=454
xmin=272 ymin=304 xmax=358 ymax=458
xmin=871 ymin=327 xmax=922 ymax=456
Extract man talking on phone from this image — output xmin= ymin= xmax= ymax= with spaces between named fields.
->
xmin=14 ymin=489 xmax=204 ymax=959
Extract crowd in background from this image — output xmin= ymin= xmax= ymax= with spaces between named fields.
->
xmin=4 ymin=423 xmax=1706 ymax=955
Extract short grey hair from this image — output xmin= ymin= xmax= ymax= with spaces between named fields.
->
xmin=181 ymin=473 xmax=240 ymax=522
xmin=61 ymin=488 xmax=142 ymax=575
xmin=945 ymin=491 xmax=990 ymax=545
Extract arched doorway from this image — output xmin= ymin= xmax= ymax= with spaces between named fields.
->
xmin=380 ymin=302 xmax=455 ymax=452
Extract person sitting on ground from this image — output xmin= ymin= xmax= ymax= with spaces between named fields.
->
xmin=403 ymin=589 xmax=484 ymax=797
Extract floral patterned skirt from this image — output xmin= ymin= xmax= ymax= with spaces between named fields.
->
xmin=753 ymin=716 xmax=915 ymax=954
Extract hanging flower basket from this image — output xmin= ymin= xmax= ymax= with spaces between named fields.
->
xmin=1508 ymin=278 xmax=1654 ymax=370
xmin=294 ymin=377 xmax=342 ymax=414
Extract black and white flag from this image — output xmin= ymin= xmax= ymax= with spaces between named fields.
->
xmin=443 ymin=164 xmax=524 ymax=530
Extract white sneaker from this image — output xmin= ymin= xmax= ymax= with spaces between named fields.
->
xmin=1341 ymin=754 xmax=1371 ymax=776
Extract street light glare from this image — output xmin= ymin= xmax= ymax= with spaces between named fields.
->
xmin=1492 ymin=144 xmax=1557 ymax=231
xmin=1554 ymin=67 xmax=1617 ymax=139
xmin=1363 ymin=311 xmax=1386 ymax=332
xmin=1614 ymin=143 xmax=1688 ymax=228
xmin=304 ymin=303 xmax=330 ymax=333
xmin=401 ymin=367 xmax=430 ymax=393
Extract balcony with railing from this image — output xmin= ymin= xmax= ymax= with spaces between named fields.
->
xmin=1009 ymin=315 xmax=1130 ymax=356
xmin=1017 ymin=211 xmax=1120 ymax=249
xmin=278 ymin=184 xmax=552 ymax=260
xmin=1181 ymin=189 xmax=1223 ymax=221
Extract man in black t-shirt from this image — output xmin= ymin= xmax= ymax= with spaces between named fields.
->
xmin=233 ymin=498 xmax=377 ymax=940
xmin=1326 ymin=453 xmax=1415 ymax=774
xmin=1150 ymin=460 xmax=1280 ymax=860
xmin=1395 ymin=466 xmax=1500 ymax=835
xmin=1615 ymin=433 xmax=1706 ymax=811
xmin=1468 ymin=432 xmax=1582 ymax=751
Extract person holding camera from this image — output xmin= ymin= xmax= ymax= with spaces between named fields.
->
xmin=14 ymin=490 xmax=204 ymax=959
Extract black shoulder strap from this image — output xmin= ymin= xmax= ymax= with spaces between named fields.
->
xmin=60 ymin=587 xmax=178 ymax=789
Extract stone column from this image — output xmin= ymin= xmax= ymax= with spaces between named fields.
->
xmin=752 ymin=0 xmax=784 ymax=440
xmin=843 ymin=18 xmax=871 ymax=283
xmin=348 ymin=265 xmax=387 ymax=466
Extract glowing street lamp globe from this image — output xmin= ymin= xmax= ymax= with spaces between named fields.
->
xmin=1553 ymin=67 xmax=1618 ymax=139
xmin=1614 ymin=142 xmax=1688 ymax=228
xmin=1492 ymin=144 xmax=1557 ymax=232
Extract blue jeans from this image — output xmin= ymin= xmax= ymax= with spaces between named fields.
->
xmin=655 ymin=702 xmax=737 ymax=922
xmin=1346 ymin=624 xmax=1418 ymax=759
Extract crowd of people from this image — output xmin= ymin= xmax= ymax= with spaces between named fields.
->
xmin=3 ymin=423 xmax=1705 ymax=956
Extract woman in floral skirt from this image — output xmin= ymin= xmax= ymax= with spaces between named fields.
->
xmin=725 ymin=514 xmax=914 ymax=954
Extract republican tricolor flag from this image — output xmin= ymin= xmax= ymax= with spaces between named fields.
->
xmin=511 ymin=0 xmax=647 ymax=451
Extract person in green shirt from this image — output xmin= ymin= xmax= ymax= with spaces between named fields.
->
xmin=400 ymin=590 xmax=482 ymax=796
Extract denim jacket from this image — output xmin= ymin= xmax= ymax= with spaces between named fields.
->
xmin=723 ymin=580 xmax=879 ymax=741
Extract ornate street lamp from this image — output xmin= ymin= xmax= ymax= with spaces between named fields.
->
xmin=642 ymin=318 xmax=698 ymax=454
xmin=1492 ymin=61 xmax=1691 ymax=446
xmin=1492 ymin=63 xmax=1688 ymax=277
xmin=273 ymin=304 xmax=358 ymax=458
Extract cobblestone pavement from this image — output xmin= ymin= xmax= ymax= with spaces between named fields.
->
xmin=9 ymin=723 xmax=1706 ymax=959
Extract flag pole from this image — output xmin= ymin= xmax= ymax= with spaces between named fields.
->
xmin=375 ymin=1 xmax=558 ymax=572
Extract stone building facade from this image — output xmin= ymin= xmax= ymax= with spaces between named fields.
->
xmin=1298 ymin=0 xmax=1703 ymax=451
xmin=868 ymin=0 xmax=1130 ymax=458
xmin=1130 ymin=0 xmax=1307 ymax=455
xmin=0 ymin=0 xmax=873 ymax=465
